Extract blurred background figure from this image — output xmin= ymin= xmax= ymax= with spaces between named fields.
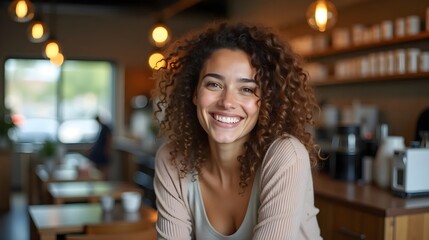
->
xmin=88 ymin=115 xmax=112 ymax=179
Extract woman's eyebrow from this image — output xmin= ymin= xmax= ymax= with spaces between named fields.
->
xmin=202 ymin=73 xmax=256 ymax=83
xmin=239 ymin=78 xmax=256 ymax=83
xmin=201 ymin=73 xmax=224 ymax=80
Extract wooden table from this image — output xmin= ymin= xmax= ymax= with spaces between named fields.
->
xmin=33 ymin=153 xmax=104 ymax=204
xmin=47 ymin=181 xmax=143 ymax=204
xmin=28 ymin=203 xmax=157 ymax=240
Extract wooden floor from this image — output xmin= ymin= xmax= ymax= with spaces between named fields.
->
xmin=0 ymin=192 xmax=29 ymax=240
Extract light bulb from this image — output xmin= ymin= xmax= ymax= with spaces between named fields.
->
xmin=8 ymin=0 xmax=35 ymax=23
xmin=306 ymin=0 xmax=337 ymax=32
xmin=28 ymin=20 xmax=49 ymax=43
xmin=50 ymin=52 xmax=64 ymax=66
xmin=44 ymin=39 xmax=60 ymax=59
xmin=148 ymin=52 xmax=165 ymax=70
xmin=150 ymin=24 xmax=170 ymax=47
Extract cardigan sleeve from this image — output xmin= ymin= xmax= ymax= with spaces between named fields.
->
xmin=253 ymin=137 xmax=320 ymax=239
xmin=154 ymin=143 xmax=193 ymax=240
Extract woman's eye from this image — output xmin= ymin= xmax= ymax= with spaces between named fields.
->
xmin=242 ymin=87 xmax=255 ymax=94
xmin=206 ymin=82 xmax=221 ymax=89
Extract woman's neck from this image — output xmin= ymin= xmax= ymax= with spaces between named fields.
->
xmin=204 ymin=139 xmax=246 ymax=187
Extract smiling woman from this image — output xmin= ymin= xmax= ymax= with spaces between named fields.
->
xmin=152 ymin=21 xmax=321 ymax=240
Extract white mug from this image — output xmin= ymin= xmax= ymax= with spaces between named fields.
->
xmin=395 ymin=18 xmax=405 ymax=37
xmin=406 ymin=15 xmax=420 ymax=36
xmin=420 ymin=51 xmax=429 ymax=72
xmin=394 ymin=49 xmax=406 ymax=74
xmin=385 ymin=51 xmax=395 ymax=75
xmin=352 ymin=24 xmax=365 ymax=45
xmin=121 ymin=191 xmax=141 ymax=212
xmin=406 ymin=48 xmax=420 ymax=73
xmin=381 ymin=20 xmax=393 ymax=40
xmin=100 ymin=195 xmax=114 ymax=212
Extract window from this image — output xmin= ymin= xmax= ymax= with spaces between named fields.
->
xmin=4 ymin=58 xmax=115 ymax=144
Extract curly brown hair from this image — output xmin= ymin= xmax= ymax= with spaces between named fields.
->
xmin=152 ymin=21 xmax=319 ymax=190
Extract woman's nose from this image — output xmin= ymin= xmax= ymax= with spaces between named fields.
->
xmin=218 ymin=89 xmax=237 ymax=109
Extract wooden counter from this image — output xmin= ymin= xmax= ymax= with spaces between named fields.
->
xmin=313 ymin=172 xmax=429 ymax=239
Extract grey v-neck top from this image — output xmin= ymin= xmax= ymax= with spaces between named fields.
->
xmin=188 ymin=171 xmax=260 ymax=240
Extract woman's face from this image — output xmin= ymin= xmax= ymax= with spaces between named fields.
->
xmin=193 ymin=48 xmax=261 ymax=145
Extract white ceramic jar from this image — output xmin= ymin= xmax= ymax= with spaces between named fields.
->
xmin=373 ymin=136 xmax=405 ymax=189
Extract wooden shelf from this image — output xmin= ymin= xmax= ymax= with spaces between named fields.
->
xmin=311 ymin=72 xmax=429 ymax=87
xmin=304 ymin=31 xmax=429 ymax=59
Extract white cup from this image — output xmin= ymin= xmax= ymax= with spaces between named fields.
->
xmin=420 ymin=51 xmax=429 ymax=72
xmin=385 ymin=51 xmax=395 ymax=75
xmin=100 ymin=195 xmax=114 ymax=212
xmin=406 ymin=48 xmax=420 ymax=73
xmin=395 ymin=49 xmax=406 ymax=74
xmin=378 ymin=53 xmax=387 ymax=76
xmin=395 ymin=18 xmax=405 ymax=37
xmin=371 ymin=24 xmax=381 ymax=42
xmin=369 ymin=53 xmax=378 ymax=77
xmin=406 ymin=15 xmax=420 ymax=36
xmin=352 ymin=24 xmax=365 ymax=45
xmin=121 ymin=191 xmax=141 ymax=212
xmin=381 ymin=20 xmax=393 ymax=40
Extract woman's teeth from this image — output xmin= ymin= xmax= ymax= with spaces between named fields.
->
xmin=214 ymin=114 xmax=240 ymax=123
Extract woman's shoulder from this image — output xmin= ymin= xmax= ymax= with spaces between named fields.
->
xmin=154 ymin=142 xmax=179 ymax=175
xmin=262 ymin=135 xmax=310 ymax=169
xmin=266 ymin=135 xmax=308 ymax=156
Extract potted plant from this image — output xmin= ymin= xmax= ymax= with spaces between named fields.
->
xmin=39 ymin=140 xmax=57 ymax=160
xmin=39 ymin=140 xmax=58 ymax=173
xmin=0 ymin=108 xmax=16 ymax=149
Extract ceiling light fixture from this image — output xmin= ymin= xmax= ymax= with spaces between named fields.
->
xmin=28 ymin=18 xmax=49 ymax=43
xmin=43 ymin=0 xmax=64 ymax=66
xmin=150 ymin=22 xmax=170 ymax=47
xmin=306 ymin=0 xmax=337 ymax=32
xmin=50 ymin=52 xmax=64 ymax=66
xmin=8 ymin=0 xmax=35 ymax=23
xmin=148 ymin=52 xmax=165 ymax=70
xmin=44 ymin=38 xmax=60 ymax=58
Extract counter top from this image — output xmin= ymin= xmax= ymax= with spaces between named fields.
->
xmin=313 ymin=172 xmax=429 ymax=217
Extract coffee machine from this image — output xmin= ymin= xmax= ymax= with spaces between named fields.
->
xmin=329 ymin=125 xmax=362 ymax=182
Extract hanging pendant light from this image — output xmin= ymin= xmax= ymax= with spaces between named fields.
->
xmin=43 ymin=0 xmax=64 ymax=66
xmin=8 ymin=0 xmax=35 ymax=23
xmin=44 ymin=38 xmax=61 ymax=58
xmin=306 ymin=0 xmax=337 ymax=32
xmin=50 ymin=52 xmax=64 ymax=66
xmin=150 ymin=22 xmax=170 ymax=47
xmin=148 ymin=52 xmax=165 ymax=70
xmin=28 ymin=18 xmax=49 ymax=43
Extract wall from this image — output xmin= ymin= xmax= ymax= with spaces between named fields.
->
xmin=279 ymin=0 xmax=429 ymax=144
